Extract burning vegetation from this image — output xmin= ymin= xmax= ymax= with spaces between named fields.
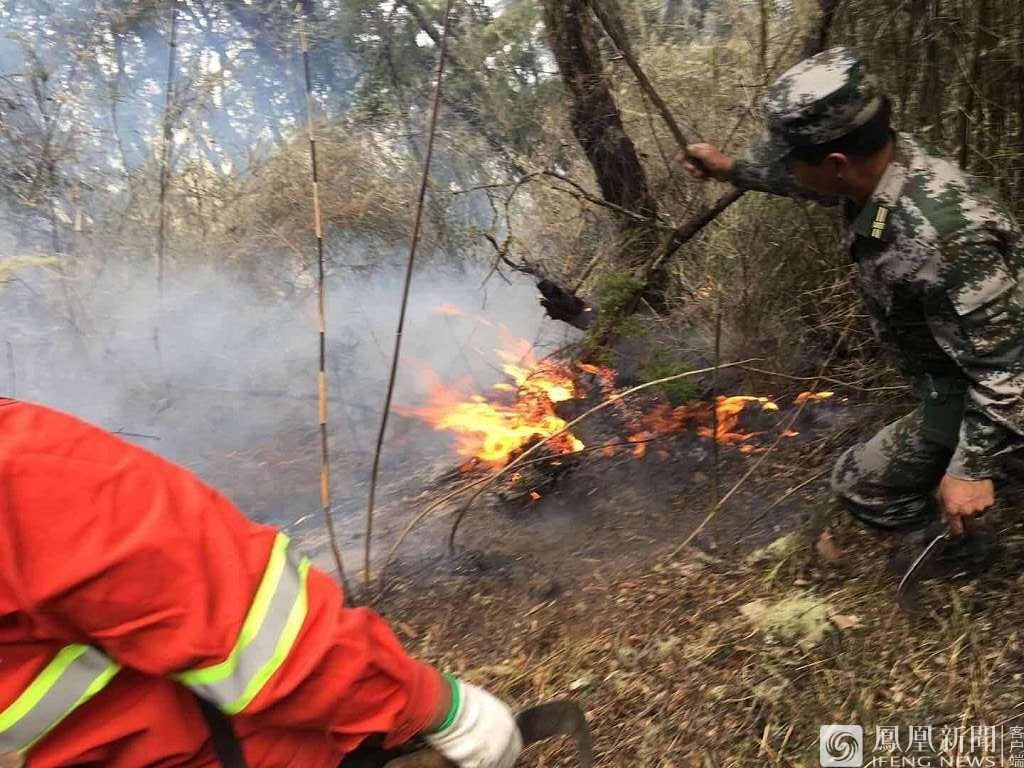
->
xmin=396 ymin=331 xmax=585 ymax=468
xmin=397 ymin=307 xmax=837 ymax=486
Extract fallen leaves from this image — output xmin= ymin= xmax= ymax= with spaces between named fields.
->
xmin=815 ymin=530 xmax=843 ymax=562
xmin=568 ymin=674 xmax=595 ymax=691
xmin=829 ymin=613 xmax=863 ymax=631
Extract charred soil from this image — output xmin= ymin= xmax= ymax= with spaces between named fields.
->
xmin=210 ymin=380 xmax=1024 ymax=766
xmin=363 ymin=395 xmax=1024 ymax=767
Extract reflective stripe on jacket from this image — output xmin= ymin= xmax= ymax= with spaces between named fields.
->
xmin=0 ymin=400 xmax=439 ymax=767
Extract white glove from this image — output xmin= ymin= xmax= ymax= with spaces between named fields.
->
xmin=424 ymin=677 xmax=522 ymax=768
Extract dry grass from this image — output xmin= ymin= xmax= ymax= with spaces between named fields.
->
xmin=233 ymin=129 xmax=419 ymax=242
xmin=379 ymin=494 xmax=1024 ymax=767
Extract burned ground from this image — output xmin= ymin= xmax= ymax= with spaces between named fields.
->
xmin=205 ymin=372 xmax=1024 ymax=766
xmin=367 ymin=422 xmax=1024 ymax=766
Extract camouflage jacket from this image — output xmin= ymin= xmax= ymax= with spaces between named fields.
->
xmin=733 ymin=133 xmax=1024 ymax=479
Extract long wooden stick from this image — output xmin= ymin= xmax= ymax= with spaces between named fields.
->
xmin=736 ymin=365 xmax=908 ymax=393
xmin=154 ymin=0 xmax=178 ymax=356
xmin=643 ymin=0 xmax=843 ymax=282
xmin=584 ymin=0 xmax=699 ymax=152
xmin=4 ymin=341 xmax=14 ymax=397
xmin=735 ymin=468 xmax=829 ymax=546
xmin=579 ymin=0 xmax=746 ymax=295
xmin=711 ymin=277 xmax=722 ymax=507
xmin=296 ymin=0 xmax=349 ymax=595
xmin=644 ymin=189 xmax=745 ymax=282
xmin=364 ymin=0 xmax=455 ymax=592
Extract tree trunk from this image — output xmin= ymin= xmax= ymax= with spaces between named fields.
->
xmin=802 ymin=0 xmax=841 ymax=58
xmin=917 ymin=0 xmax=945 ymax=141
xmin=957 ymin=0 xmax=988 ymax=169
xmin=662 ymin=0 xmax=686 ymax=39
xmin=692 ymin=0 xmax=710 ymax=32
xmin=1017 ymin=0 xmax=1024 ymax=203
xmin=539 ymin=0 xmax=659 ymax=275
xmin=759 ymin=0 xmax=769 ymax=80
xmin=539 ymin=0 xmax=656 ymax=221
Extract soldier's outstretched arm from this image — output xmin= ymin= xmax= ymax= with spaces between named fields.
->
xmin=684 ymin=138 xmax=838 ymax=205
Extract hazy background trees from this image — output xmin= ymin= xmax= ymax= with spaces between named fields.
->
xmin=1 ymin=0 xmax=1021 ymax=440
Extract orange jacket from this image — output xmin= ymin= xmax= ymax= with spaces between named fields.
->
xmin=0 ymin=399 xmax=440 ymax=767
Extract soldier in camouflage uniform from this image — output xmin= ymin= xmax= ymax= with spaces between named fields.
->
xmin=683 ymin=48 xmax=1024 ymax=540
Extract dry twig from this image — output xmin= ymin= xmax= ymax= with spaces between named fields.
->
xmin=365 ymin=0 xmax=454 ymax=594
xmin=297 ymin=1 xmax=349 ymax=595
xmin=671 ymin=317 xmax=856 ymax=553
xmin=736 ymin=365 xmax=908 ymax=394
xmin=153 ymin=0 xmax=178 ymax=358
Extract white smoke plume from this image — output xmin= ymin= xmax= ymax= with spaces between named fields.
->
xmin=4 ymin=259 xmax=577 ymax=541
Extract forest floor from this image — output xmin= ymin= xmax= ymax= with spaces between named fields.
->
xmin=358 ymin=391 xmax=1024 ymax=768
xmin=204 ymin=364 xmax=1024 ymax=767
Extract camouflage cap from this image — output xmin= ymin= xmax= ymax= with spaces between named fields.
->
xmin=752 ymin=47 xmax=884 ymax=160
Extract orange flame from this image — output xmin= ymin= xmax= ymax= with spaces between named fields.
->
xmin=625 ymin=395 xmax=779 ymax=450
xmin=500 ymin=358 xmax=574 ymax=404
xmin=401 ymin=316 xmax=794 ymax=468
xmin=697 ymin=396 xmax=777 ymax=443
xmin=398 ymin=339 xmax=586 ymax=467
xmin=794 ymin=391 xmax=834 ymax=405
xmin=436 ymin=303 xmax=465 ymax=317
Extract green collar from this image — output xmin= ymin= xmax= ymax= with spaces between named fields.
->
xmin=847 ymin=134 xmax=910 ymax=243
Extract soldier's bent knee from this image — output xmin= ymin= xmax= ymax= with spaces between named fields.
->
xmin=830 ymin=446 xmax=860 ymax=500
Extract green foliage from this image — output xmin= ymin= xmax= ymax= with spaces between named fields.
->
xmin=581 ymin=342 xmax=613 ymax=367
xmin=636 ymin=357 xmax=699 ymax=404
xmin=593 ymin=273 xmax=644 ymax=316
xmin=578 ymin=273 xmax=647 ymax=365
xmin=739 ymin=591 xmax=832 ymax=650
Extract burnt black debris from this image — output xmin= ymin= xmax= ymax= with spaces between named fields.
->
xmin=537 ymin=279 xmax=596 ymax=330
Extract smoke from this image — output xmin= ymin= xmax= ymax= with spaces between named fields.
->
xmin=3 ymin=258 xmax=577 ymax=540
xmin=0 ymin=0 xmax=570 ymax=569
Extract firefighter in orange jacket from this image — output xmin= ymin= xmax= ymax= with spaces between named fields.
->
xmin=0 ymin=399 xmax=522 ymax=767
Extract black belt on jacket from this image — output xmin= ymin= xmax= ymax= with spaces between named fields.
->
xmin=195 ymin=695 xmax=248 ymax=768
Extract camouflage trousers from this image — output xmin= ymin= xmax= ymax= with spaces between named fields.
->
xmin=831 ymin=379 xmax=967 ymax=530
